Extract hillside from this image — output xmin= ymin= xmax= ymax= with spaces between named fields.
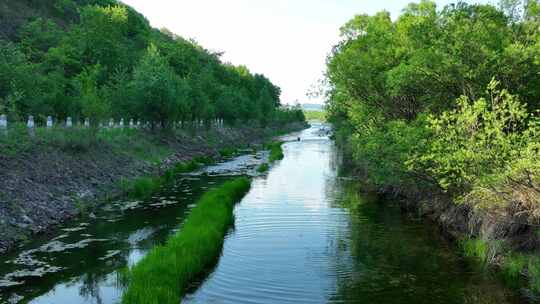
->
xmin=0 ymin=0 xmax=305 ymax=128
xmin=0 ymin=0 xmax=116 ymax=41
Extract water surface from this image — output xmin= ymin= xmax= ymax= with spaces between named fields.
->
xmin=184 ymin=125 xmax=529 ymax=304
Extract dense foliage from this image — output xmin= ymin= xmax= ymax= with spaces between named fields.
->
xmin=326 ymin=0 xmax=540 ymax=218
xmin=0 ymin=0 xmax=304 ymax=127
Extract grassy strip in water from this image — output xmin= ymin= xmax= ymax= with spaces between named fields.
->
xmin=121 ymin=177 xmax=251 ymax=304
xmin=266 ymin=141 xmax=284 ymax=162
xmin=257 ymin=163 xmax=270 ymax=173
xmin=218 ymin=147 xmax=237 ymax=158
xmin=461 ymin=237 xmax=540 ymax=293
xmin=120 ymin=156 xmax=214 ymax=200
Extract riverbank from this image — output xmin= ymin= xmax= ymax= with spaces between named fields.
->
xmin=345 ymin=157 xmax=540 ymax=298
xmin=0 ymin=123 xmax=306 ymax=254
xmin=391 ymin=186 xmax=540 ymax=297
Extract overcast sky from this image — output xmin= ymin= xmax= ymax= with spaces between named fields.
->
xmin=122 ymin=0 xmax=495 ymax=105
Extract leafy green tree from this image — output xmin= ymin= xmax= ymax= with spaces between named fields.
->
xmin=76 ymin=65 xmax=110 ymax=127
xmin=131 ymin=44 xmax=187 ymax=128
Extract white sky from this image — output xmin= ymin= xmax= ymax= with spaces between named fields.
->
xmin=122 ymin=0 xmax=495 ymax=105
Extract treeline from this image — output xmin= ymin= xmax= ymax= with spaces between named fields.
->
xmin=0 ymin=0 xmax=305 ymax=128
xmin=326 ymin=0 xmax=540 ymax=220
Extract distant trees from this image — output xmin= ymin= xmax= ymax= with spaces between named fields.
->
xmin=0 ymin=0 xmax=304 ymax=128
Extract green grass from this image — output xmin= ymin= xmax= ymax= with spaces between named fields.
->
xmin=461 ymin=238 xmax=490 ymax=266
xmin=266 ymin=141 xmax=284 ymax=162
xmin=120 ymin=177 xmax=162 ymax=201
xmin=461 ymin=238 xmax=540 ymax=295
xmin=528 ymin=256 xmax=540 ymax=293
xmin=304 ymin=110 xmax=326 ymax=122
xmin=501 ymin=253 xmax=527 ymax=281
xmin=0 ymin=125 xmax=173 ymax=159
xmin=121 ymin=157 xmax=214 ymax=200
xmin=257 ymin=163 xmax=269 ymax=173
xmin=121 ymin=177 xmax=251 ymax=304
xmin=219 ymin=147 xmax=237 ymax=158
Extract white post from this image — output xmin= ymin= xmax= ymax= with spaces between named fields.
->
xmin=46 ymin=116 xmax=53 ymax=128
xmin=119 ymin=118 xmax=124 ymax=128
xmin=0 ymin=114 xmax=6 ymax=135
xmin=0 ymin=114 xmax=7 ymax=130
xmin=84 ymin=118 xmax=90 ymax=128
xmin=27 ymin=115 xmax=35 ymax=137
xmin=129 ymin=119 xmax=134 ymax=128
xmin=109 ymin=118 xmax=114 ymax=128
xmin=27 ymin=115 xmax=35 ymax=129
xmin=136 ymin=120 xmax=141 ymax=128
xmin=66 ymin=117 xmax=73 ymax=128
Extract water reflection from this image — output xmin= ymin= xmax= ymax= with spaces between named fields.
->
xmin=330 ymin=186 xmax=524 ymax=303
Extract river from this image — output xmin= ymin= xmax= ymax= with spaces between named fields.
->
xmin=0 ymin=125 xmax=533 ymax=304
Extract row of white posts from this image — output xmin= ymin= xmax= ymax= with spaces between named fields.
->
xmin=0 ymin=115 xmax=226 ymax=131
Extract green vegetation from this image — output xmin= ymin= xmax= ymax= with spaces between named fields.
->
xmin=304 ymin=110 xmax=326 ymax=122
xmin=326 ymin=0 xmax=540 ymax=292
xmin=219 ymin=147 xmax=237 ymax=158
xmin=501 ymin=253 xmax=528 ymax=281
xmin=266 ymin=141 xmax=285 ymax=162
xmin=461 ymin=237 xmax=540 ymax=292
xmin=255 ymin=140 xmax=286 ymax=174
xmin=121 ymin=177 xmax=251 ymax=304
xmin=326 ymin=0 xmax=540 ymax=220
xmin=257 ymin=163 xmax=270 ymax=173
xmin=121 ymin=157 xmax=213 ymax=200
xmin=0 ymin=124 xmax=175 ymax=158
xmin=0 ymin=0 xmax=305 ymax=135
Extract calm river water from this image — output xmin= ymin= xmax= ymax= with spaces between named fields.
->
xmin=0 ymin=125 xmax=534 ymax=304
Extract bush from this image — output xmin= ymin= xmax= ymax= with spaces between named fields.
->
xmin=408 ymin=81 xmax=540 ymax=216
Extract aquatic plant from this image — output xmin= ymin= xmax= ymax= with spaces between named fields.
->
xmin=120 ymin=176 xmax=162 ymax=201
xmin=121 ymin=177 xmax=251 ymax=304
xmin=121 ymin=157 xmax=214 ymax=200
xmin=501 ymin=253 xmax=527 ymax=281
xmin=257 ymin=163 xmax=269 ymax=173
xmin=266 ymin=141 xmax=284 ymax=162
xmin=529 ymin=256 xmax=540 ymax=293
xmin=219 ymin=147 xmax=237 ymax=158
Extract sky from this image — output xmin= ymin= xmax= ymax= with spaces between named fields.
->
xmin=122 ymin=0 xmax=495 ymax=105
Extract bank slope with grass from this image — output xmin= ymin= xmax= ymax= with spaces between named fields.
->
xmin=325 ymin=0 xmax=540 ymax=296
xmin=121 ymin=177 xmax=251 ymax=304
xmin=0 ymin=122 xmax=306 ymax=254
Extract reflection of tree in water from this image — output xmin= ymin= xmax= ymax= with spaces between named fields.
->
xmin=79 ymin=271 xmax=104 ymax=304
xmin=327 ymin=182 xmax=522 ymax=304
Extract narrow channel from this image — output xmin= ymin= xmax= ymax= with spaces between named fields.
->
xmin=184 ymin=125 xmax=525 ymax=304
xmin=0 ymin=125 xmax=528 ymax=303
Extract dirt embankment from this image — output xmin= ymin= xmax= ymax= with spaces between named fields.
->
xmin=0 ymin=123 xmax=306 ymax=254
xmin=391 ymin=189 xmax=540 ymax=251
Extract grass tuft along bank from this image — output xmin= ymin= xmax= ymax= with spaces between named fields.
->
xmin=121 ymin=177 xmax=251 ymax=304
